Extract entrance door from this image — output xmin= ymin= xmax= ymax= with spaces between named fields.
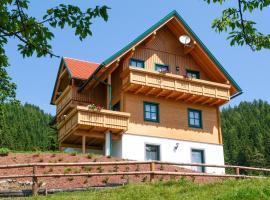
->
xmin=191 ymin=149 xmax=205 ymax=172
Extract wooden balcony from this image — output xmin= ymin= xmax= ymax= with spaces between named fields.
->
xmin=55 ymin=86 xmax=91 ymax=114
xmin=57 ymin=106 xmax=130 ymax=145
xmin=122 ymin=67 xmax=231 ymax=106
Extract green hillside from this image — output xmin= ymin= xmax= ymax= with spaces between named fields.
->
xmin=0 ymin=103 xmax=57 ymax=151
xmin=13 ymin=179 xmax=270 ymax=200
xmin=221 ymin=100 xmax=270 ymax=168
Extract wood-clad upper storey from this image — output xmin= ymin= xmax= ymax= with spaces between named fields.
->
xmin=51 ymin=10 xmax=242 ymax=148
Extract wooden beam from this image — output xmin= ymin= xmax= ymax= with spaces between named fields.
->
xmin=201 ymin=98 xmax=214 ymax=105
xmin=82 ymin=135 xmax=86 ymax=154
xmin=165 ymin=91 xmax=176 ymax=99
xmin=193 ymin=96 xmax=206 ymax=104
xmin=134 ymin=85 xmax=145 ymax=94
xmin=184 ymin=41 xmax=196 ymax=55
xmin=156 ymin=89 xmax=166 ymax=97
xmin=74 ymin=130 xmax=120 ymax=140
xmin=60 ymin=143 xmax=102 ymax=150
xmin=183 ymin=95 xmax=197 ymax=102
xmin=209 ymin=99 xmax=223 ymax=106
xmin=91 ymin=60 xmax=120 ymax=89
xmin=145 ymin=88 xmax=156 ymax=96
xmin=59 ymin=68 xmax=67 ymax=80
xmin=106 ymin=74 xmax=112 ymax=109
xmin=175 ymin=93 xmax=188 ymax=101
xmin=142 ymin=31 xmax=156 ymax=46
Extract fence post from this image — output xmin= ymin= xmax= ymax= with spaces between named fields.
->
xmin=32 ymin=165 xmax=38 ymax=196
xmin=235 ymin=167 xmax=240 ymax=176
xmin=150 ymin=161 xmax=155 ymax=182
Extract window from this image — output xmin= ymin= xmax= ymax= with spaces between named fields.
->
xmin=191 ymin=149 xmax=205 ymax=172
xmin=188 ymin=108 xmax=202 ymax=128
xmin=144 ymin=102 xmax=159 ymax=123
xmin=155 ymin=64 xmax=169 ymax=73
xmin=186 ymin=69 xmax=200 ymax=79
xmin=145 ymin=144 xmax=160 ymax=161
xmin=129 ymin=58 xmax=144 ymax=68
xmin=112 ymin=101 xmax=120 ymax=111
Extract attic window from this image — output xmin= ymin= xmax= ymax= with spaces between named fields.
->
xmin=130 ymin=58 xmax=145 ymax=68
xmin=186 ymin=69 xmax=200 ymax=79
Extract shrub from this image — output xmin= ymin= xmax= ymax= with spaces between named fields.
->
xmin=32 ymin=153 xmax=40 ymax=157
xmin=135 ymin=164 xmax=140 ymax=171
xmin=125 ymin=166 xmax=130 ymax=172
xmin=73 ymin=168 xmax=81 ymax=174
xmin=64 ymin=167 xmax=72 ymax=174
xmin=160 ymin=164 xmax=164 ymax=171
xmin=113 ymin=165 xmax=119 ymax=172
xmin=58 ymin=157 xmax=63 ymax=162
xmin=70 ymin=152 xmax=77 ymax=156
xmin=142 ymin=176 xmax=148 ymax=182
xmin=83 ymin=166 xmax=92 ymax=172
xmin=67 ymin=177 xmax=74 ymax=182
xmin=38 ymin=158 xmax=44 ymax=163
xmin=48 ymin=167 xmax=53 ymax=172
xmin=97 ymin=166 xmax=104 ymax=173
xmin=102 ymin=177 xmax=109 ymax=184
xmin=50 ymin=153 xmax=56 ymax=158
xmin=87 ymin=153 xmax=94 ymax=159
xmin=0 ymin=148 xmax=10 ymax=156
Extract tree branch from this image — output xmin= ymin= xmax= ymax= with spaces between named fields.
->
xmin=238 ymin=0 xmax=255 ymax=51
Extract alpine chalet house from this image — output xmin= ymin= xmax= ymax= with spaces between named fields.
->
xmin=51 ymin=11 xmax=242 ymax=174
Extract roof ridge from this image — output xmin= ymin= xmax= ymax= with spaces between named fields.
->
xmin=63 ymin=57 xmax=100 ymax=65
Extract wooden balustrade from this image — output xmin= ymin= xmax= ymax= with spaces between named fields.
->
xmin=122 ymin=67 xmax=231 ymax=106
xmin=55 ymin=86 xmax=92 ymax=114
xmin=57 ymin=106 xmax=130 ymax=142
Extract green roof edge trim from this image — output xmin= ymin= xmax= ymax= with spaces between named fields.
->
xmin=80 ymin=10 xmax=242 ymax=94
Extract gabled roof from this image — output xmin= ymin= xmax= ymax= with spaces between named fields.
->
xmin=63 ymin=57 xmax=99 ymax=80
xmin=50 ymin=57 xmax=99 ymax=104
xmin=80 ymin=10 xmax=242 ymax=97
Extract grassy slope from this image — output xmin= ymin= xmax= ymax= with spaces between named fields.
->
xmin=14 ymin=178 xmax=270 ymax=200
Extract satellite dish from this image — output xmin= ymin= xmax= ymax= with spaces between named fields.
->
xmin=179 ymin=35 xmax=191 ymax=45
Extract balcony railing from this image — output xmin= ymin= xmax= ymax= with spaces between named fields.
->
xmin=122 ymin=67 xmax=231 ymax=105
xmin=55 ymin=86 xmax=92 ymax=114
xmin=57 ymin=106 xmax=130 ymax=142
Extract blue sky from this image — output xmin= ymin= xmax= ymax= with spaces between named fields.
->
xmin=5 ymin=1 xmax=270 ymax=115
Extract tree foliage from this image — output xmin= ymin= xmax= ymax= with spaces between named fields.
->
xmin=204 ymin=0 xmax=270 ymax=51
xmin=0 ymin=0 xmax=109 ymax=104
xmin=222 ymin=100 xmax=270 ymax=168
xmin=0 ymin=102 xmax=57 ymax=151
xmin=0 ymin=0 xmax=109 ymax=137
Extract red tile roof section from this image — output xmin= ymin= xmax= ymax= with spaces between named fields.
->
xmin=63 ymin=57 xmax=99 ymax=80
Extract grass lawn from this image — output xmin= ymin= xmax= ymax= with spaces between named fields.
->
xmin=10 ymin=178 xmax=270 ymax=200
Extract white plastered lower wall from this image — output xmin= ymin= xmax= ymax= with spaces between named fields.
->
xmin=115 ymin=133 xmax=225 ymax=174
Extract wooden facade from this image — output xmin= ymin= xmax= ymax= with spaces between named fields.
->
xmin=51 ymin=11 xmax=241 ymax=152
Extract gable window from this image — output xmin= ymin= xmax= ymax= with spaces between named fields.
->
xmin=188 ymin=108 xmax=202 ymax=128
xmin=144 ymin=102 xmax=159 ymax=123
xmin=129 ymin=58 xmax=144 ymax=68
xmin=155 ymin=64 xmax=169 ymax=73
xmin=112 ymin=101 xmax=120 ymax=111
xmin=191 ymin=149 xmax=205 ymax=172
xmin=186 ymin=69 xmax=200 ymax=79
xmin=145 ymin=144 xmax=160 ymax=161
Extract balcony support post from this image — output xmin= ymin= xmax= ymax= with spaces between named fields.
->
xmin=82 ymin=135 xmax=86 ymax=154
xmin=105 ymin=131 xmax=112 ymax=156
